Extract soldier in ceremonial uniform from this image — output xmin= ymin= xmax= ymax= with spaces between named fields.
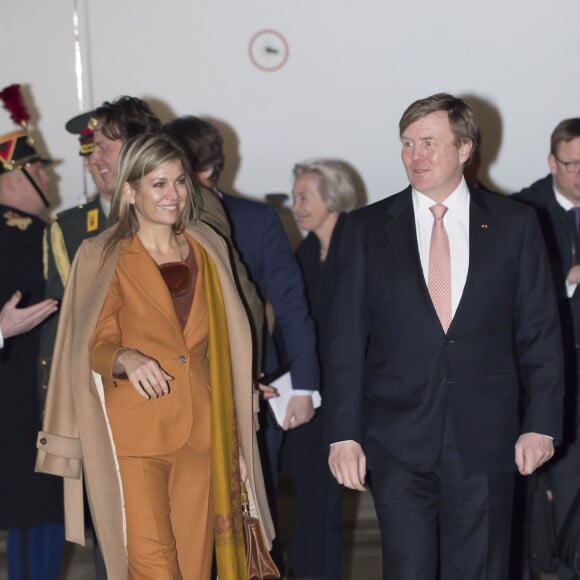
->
xmin=0 ymin=84 xmax=63 ymax=580
xmin=39 ymin=114 xmax=110 ymax=407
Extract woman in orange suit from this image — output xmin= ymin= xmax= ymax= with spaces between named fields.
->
xmin=36 ymin=133 xmax=273 ymax=580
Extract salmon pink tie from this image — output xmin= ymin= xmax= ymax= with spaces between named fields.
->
xmin=428 ymin=204 xmax=452 ymax=333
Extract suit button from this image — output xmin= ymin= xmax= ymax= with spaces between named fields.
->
xmin=444 ymin=339 xmax=455 ymax=345
xmin=178 ymin=356 xmax=187 ymax=364
xmin=39 ymin=437 xmax=47 ymax=445
xmin=440 ymin=378 xmax=448 ymax=386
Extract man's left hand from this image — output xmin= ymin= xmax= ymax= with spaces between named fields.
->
xmin=515 ymin=432 xmax=554 ymax=475
xmin=282 ymin=395 xmax=315 ymax=430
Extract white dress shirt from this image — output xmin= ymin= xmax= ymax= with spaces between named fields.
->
xmin=413 ymin=178 xmax=470 ymax=317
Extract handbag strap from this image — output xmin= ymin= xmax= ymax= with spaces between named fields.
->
xmin=240 ymin=481 xmax=250 ymax=516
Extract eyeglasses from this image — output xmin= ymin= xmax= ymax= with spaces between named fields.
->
xmin=554 ymin=155 xmax=580 ymax=174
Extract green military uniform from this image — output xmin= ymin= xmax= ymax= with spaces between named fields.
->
xmin=39 ymin=196 xmax=107 ymax=407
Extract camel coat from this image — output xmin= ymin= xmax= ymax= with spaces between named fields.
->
xmin=35 ymin=221 xmax=274 ymax=580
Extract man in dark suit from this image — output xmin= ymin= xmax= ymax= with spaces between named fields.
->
xmin=514 ymin=118 xmax=580 ymax=580
xmin=325 ymin=93 xmax=564 ymax=580
xmin=165 ymin=116 xmax=322 ymax=578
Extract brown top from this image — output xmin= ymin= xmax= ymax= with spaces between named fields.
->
xmin=159 ymin=243 xmax=197 ymax=328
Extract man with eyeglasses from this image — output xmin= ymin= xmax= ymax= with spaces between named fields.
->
xmin=515 ymin=118 xmax=580 ymax=580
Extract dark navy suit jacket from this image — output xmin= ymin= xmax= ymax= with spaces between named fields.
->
xmin=323 ymin=186 xmax=564 ymax=473
xmin=514 ymin=175 xmax=580 ymax=441
xmin=220 ymin=192 xmax=319 ymax=390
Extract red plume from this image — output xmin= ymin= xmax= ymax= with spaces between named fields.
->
xmin=0 ymin=84 xmax=30 ymax=126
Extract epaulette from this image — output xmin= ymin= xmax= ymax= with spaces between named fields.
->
xmin=55 ymin=198 xmax=101 ymax=234
xmin=47 ymin=220 xmax=71 ymax=288
xmin=55 ymin=202 xmax=90 ymax=221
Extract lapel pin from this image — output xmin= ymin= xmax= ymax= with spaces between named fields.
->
xmin=481 ymin=224 xmax=488 ymax=229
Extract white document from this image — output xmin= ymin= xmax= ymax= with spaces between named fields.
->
xmin=267 ymin=371 xmax=322 ymax=428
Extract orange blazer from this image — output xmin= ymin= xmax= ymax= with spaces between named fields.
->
xmin=90 ymin=234 xmax=211 ymax=457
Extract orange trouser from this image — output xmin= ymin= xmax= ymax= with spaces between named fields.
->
xmin=118 ymin=444 xmax=213 ymax=580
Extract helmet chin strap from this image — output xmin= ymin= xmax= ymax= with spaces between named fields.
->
xmin=21 ymin=166 xmax=50 ymax=208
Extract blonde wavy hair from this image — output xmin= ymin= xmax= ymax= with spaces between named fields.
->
xmin=103 ymin=132 xmax=200 ymax=262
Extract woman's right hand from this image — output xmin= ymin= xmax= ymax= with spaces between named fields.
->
xmin=113 ymin=348 xmax=173 ymax=399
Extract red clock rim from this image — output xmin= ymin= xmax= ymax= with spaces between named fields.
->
xmin=248 ymin=29 xmax=289 ymax=72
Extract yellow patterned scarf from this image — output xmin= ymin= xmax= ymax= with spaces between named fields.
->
xmin=202 ymin=249 xmax=248 ymax=580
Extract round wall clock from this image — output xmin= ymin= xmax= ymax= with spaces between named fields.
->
xmin=248 ymin=29 xmax=289 ymax=72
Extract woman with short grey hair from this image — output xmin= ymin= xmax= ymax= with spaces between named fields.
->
xmin=289 ymin=158 xmax=358 ymax=579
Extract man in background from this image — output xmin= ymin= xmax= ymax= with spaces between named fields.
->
xmin=515 ymin=118 xmax=580 ymax=580
xmin=166 ymin=116 xmax=322 ymax=578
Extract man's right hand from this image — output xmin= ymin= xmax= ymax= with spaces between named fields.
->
xmin=328 ymin=440 xmax=367 ymax=491
xmin=256 ymin=382 xmax=279 ymax=400
xmin=0 ymin=291 xmax=58 ymax=339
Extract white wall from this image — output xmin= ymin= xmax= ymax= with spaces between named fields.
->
xmin=1 ymin=0 xmax=579 ymax=211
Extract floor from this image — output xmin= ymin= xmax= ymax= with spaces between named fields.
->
xmin=0 ymin=481 xmax=559 ymax=579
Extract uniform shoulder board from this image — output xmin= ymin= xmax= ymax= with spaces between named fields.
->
xmin=56 ymin=202 xmax=89 ymax=221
